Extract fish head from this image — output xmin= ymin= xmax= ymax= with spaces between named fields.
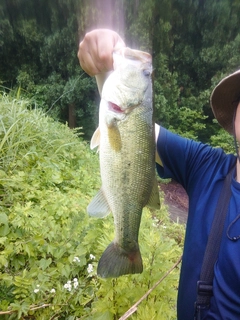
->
xmin=100 ymin=47 xmax=152 ymax=126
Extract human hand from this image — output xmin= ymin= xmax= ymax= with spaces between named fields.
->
xmin=78 ymin=29 xmax=126 ymax=76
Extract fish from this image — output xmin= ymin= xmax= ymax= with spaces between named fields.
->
xmin=87 ymin=47 xmax=160 ymax=278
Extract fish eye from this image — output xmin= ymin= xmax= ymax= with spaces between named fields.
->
xmin=143 ymin=69 xmax=151 ymax=77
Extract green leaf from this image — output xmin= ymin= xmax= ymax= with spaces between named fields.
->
xmin=10 ymin=301 xmax=31 ymax=319
xmin=0 ymin=213 xmax=8 ymax=225
xmin=39 ymin=258 xmax=52 ymax=270
xmin=0 ymin=255 xmax=8 ymax=267
xmin=0 ymin=299 xmax=10 ymax=311
xmin=0 ymin=224 xmax=9 ymax=236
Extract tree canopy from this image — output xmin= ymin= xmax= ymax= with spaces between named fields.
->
xmin=1 ymin=0 xmax=240 ymax=147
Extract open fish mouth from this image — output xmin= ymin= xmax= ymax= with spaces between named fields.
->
xmin=108 ymin=102 xmax=123 ymax=113
xmin=108 ymin=101 xmax=140 ymax=115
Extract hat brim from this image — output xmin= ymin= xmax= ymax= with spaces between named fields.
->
xmin=210 ymin=69 xmax=240 ymax=134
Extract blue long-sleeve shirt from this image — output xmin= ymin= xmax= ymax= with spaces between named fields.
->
xmin=156 ymin=127 xmax=240 ymax=320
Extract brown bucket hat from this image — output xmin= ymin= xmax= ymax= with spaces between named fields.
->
xmin=210 ymin=69 xmax=240 ymax=135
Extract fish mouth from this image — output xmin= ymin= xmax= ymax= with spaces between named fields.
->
xmin=108 ymin=101 xmax=138 ymax=114
xmin=108 ymin=102 xmax=124 ymax=113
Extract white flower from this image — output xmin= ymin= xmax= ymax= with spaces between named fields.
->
xmin=89 ymin=254 xmax=95 ymax=260
xmin=72 ymin=278 xmax=79 ymax=289
xmin=73 ymin=256 xmax=80 ymax=263
xmin=87 ymin=263 xmax=93 ymax=273
xmin=50 ymin=288 xmax=56 ymax=293
xmin=34 ymin=288 xmax=40 ymax=293
xmin=64 ymin=278 xmax=80 ymax=291
xmin=64 ymin=282 xmax=72 ymax=292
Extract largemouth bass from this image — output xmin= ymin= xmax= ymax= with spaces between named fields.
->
xmin=88 ymin=47 xmax=160 ymax=278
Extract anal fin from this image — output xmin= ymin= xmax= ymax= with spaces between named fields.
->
xmin=87 ymin=188 xmax=111 ymax=218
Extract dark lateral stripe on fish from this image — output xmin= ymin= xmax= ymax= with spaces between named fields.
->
xmin=97 ymin=242 xmax=143 ymax=278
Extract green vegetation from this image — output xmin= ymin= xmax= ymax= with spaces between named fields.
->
xmin=0 ymin=95 xmax=184 ymax=319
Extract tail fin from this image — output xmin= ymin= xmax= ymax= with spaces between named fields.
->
xmin=97 ymin=242 xmax=143 ymax=278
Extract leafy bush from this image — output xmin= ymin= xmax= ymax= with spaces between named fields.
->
xmin=209 ymin=124 xmax=236 ymax=154
xmin=0 ymin=94 xmax=184 ymax=319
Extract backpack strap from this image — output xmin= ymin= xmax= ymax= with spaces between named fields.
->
xmin=194 ymin=166 xmax=234 ymax=320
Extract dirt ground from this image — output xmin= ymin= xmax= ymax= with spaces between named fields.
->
xmin=159 ymin=180 xmax=189 ymax=224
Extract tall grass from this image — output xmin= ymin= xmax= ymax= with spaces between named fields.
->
xmin=0 ymin=94 xmax=84 ymax=172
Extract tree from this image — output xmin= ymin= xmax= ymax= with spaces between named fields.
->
xmin=1 ymin=0 xmax=240 ymax=144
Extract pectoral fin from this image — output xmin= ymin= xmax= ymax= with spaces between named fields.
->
xmin=146 ymin=178 xmax=160 ymax=209
xmin=90 ymin=127 xmax=100 ymax=150
xmin=87 ymin=188 xmax=111 ymax=218
xmin=108 ymin=124 xmax=122 ymax=152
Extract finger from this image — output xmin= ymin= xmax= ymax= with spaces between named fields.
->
xmin=78 ymin=34 xmax=102 ymax=76
xmin=98 ymin=31 xmax=126 ymax=71
xmin=78 ymin=43 xmax=101 ymax=76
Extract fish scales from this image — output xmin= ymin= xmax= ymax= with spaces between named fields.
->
xmin=87 ymin=47 xmax=160 ymax=278
xmin=102 ymin=107 xmax=154 ymax=244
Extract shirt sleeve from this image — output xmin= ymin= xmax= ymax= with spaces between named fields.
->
xmin=156 ymin=127 xmax=228 ymax=192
